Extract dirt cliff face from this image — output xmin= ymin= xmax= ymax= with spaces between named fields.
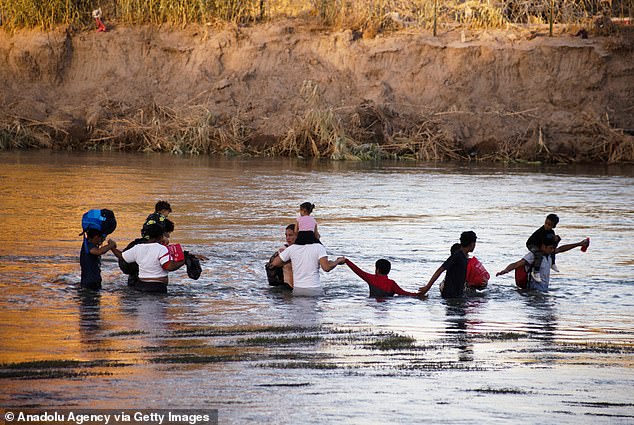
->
xmin=0 ymin=22 xmax=632 ymax=162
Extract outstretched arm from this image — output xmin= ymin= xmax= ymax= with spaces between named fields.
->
xmin=90 ymin=239 xmax=117 ymax=257
xmin=496 ymin=258 xmax=527 ymax=276
xmin=344 ymin=259 xmax=373 ymax=284
xmin=418 ymin=266 xmax=446 ymax=296
xmin=556 ymin=239 xmax=588 ymax=254
xmin=319 ymin=256 xmax=346 ymax=272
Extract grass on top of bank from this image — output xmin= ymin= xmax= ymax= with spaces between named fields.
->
xmin=0 ymin=0 xmax=631 ymax=32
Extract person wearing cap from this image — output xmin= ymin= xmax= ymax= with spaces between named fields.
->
xmin=496 ymin=233 xmax=589 ymax=292
xmin=418 ymin=231 xmax=478 ymax=299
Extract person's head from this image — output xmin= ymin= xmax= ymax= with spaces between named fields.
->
xmin=540 ymin=233 xmax=558 ymax=254
xmin=155 ymin=200 xmax=172 ymax=217
xmin=162 ymin=219 xmax=175 ymax=245
xmin=450 ymin=243 xmax=461 ymax=255
xmin=85 ymin=228 xmax=105 ymax=245
xmin=299 ymin=202 xmax=315 ymax=216
xmin=544 ymin=213 xmax=559 ymax=230
xmin=460 ymin=231 xmax=477 ymax=251
xmin=285 ymin=224 xmax=296 ymax=246
xmin=375 ymin=259 xmax=391 ymax=275
xmin=145 ymin=223 xmax=164 ymax=241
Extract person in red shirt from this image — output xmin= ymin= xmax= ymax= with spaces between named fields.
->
xmin=343 ymin=258 xmax=423 ymax=298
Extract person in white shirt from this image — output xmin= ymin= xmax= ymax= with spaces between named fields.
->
xmin=121 ymin=223 xmax=185 ymax=293
xmin=269 ymin=241 xmax=345 ymax=296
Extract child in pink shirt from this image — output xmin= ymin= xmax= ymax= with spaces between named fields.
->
xmin=294 ymin=202 xmax=321 ymax=245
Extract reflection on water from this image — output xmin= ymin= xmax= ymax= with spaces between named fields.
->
xmin=1 ymin=151 xmax=633 ymax=423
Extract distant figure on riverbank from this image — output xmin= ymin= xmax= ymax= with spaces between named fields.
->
xmin=80 ymin=229 xmax=122 ymax=290
xmin=294 ymin=202 xmax=321 ymax=245
xmin=343 ymin=257 xmax=423 ymax=298
xmin=496 ymin=233 xmax=589 ymax=292
xmin=142 ymin=200 xmax=172 ymax=239
xmin=266 ymin=224 xmax=296 ymax=290
xmin=419 ymin=231 xmax=478 ymax=298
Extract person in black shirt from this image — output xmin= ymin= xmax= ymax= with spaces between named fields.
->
xmin=141 ymin=200 xmax=172 ymax=239
xmin=526 ymin=213 xmax=561 ymax=282
xmin=419 ymin=231 xmax=477 ymax=299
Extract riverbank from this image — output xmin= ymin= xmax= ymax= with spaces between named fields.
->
xmin=1 ymin=20 xmax=633 ymax=162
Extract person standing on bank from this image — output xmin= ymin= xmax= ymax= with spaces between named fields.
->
xmin=419 ymin=231 xmax=478 ymax=298
xmin=268 ymin=238 xmax=345 ymax=296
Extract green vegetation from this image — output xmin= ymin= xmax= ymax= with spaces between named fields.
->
xmin=0 ymin=0 xmax=631 ymax=31
xmin=366 ymin=332 xmax=418 ymax=350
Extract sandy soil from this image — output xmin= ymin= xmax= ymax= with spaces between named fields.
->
xmin=0 ymin=20 xmax=633 ymax=161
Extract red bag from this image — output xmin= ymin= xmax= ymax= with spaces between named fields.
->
xmin=466 ymin=257 xmax=490 ymax=289
xmin=514 ymin=265 xmax=528 ymax=289
xmin=168 ymin=244 xmax=185 ymax=262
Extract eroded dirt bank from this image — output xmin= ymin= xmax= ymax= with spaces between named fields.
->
xmin=0 ymin=22 xmax=633 ymax=162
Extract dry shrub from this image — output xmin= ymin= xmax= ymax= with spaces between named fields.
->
xmin=103 ymin=104 xmax=252 ymax=154
xmin=580 ymin=114 xmax=634 ymax=163
xmin=453 ymin=1 xmax=507 ymax=29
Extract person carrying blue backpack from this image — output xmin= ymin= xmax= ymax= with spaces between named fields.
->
xmin=79 ymin=209 xmax=122 ymax=290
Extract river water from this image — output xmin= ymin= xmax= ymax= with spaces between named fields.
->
xmin=0 ymin=151 xmax=633 ymax=424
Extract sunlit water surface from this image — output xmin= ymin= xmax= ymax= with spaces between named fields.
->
xmin=0 ymin=151 xmax=633 ymax=424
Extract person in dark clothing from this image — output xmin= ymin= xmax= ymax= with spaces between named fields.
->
xmin=80 ymin=228 xmax=122 ymax=290
xmin=343 ymin=258 xmax=422 ymax=298
xmin=141 ymin=200 xmax=172 ymax=239
xmin=121 ymin=219 xmax=176 ymax=286
xmin=419 ymin=231 xmax=477 ymax=299
xmin=526 ymin=213 xmax=561 ymax=282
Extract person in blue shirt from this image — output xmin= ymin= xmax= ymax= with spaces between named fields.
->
xmin=80 ymin=228 xmax=121 ymax=290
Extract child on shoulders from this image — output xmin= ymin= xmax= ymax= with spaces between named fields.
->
xmin=142 ymin=200 xmax=172 ymax=240
xmin=294 ymin=202 xmax=321 ymax=245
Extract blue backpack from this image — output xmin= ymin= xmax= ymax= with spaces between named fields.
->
xmin=81 ymin=209 xmax=117 ymax=236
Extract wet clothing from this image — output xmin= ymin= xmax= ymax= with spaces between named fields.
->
xmin=523 ymin=251 xmax=551 ymax=292
xmin=345 ymin=259 xmax=418 ymax=297
xmin=122 ymin=242 xmax=170 ymax=281
xmin=440 ymin=249 xmax=469 ymax=299
xmin=526 ymin=225 xmax=557 ymax=270
xmin=129 ymin=279 xmax=168 ymax=293
xmin=278 ymin=243 xmax=327 ymax=294
xmin=141 ymin=212 xmax=167 ymax=239
xmin=266 ymin=247 xmax=293 ymax=290
xmin=80 ymin=238 xmax=102 ymax=290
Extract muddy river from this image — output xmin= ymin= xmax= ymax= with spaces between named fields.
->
xmin=0 ymin=151 xmax=633 ymax=424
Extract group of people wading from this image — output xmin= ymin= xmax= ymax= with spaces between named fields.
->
xmin=266 ymin=206 xmax=590 ymax=298
xmin=79 ymin=200 xmax=589 ymax=297
xmin=79 ymin=201 xmax=203 ymax=293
